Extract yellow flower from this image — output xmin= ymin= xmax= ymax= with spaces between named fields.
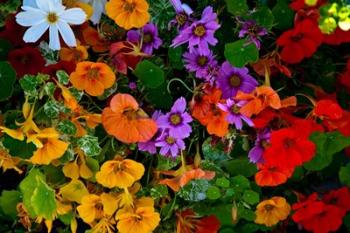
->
xmin=116 ymin=197 xmax=160 ymax=233
xmin=255 ymin=196 xmax=291 ymax=227
xmin=59 ymin=179 xmax=89 ymax=203
xmin=62 ymin=150 xmax=94 ymax=180
xmin=96 ymin=157 xmax=145 ymax=189
xmin=0 ymin=147 xmax=22 ymax=174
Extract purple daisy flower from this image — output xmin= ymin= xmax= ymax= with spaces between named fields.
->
xmin=238 ymin=20 xmax=268 ymax=49
xmin=157 ymin=97 xmax=192 ymax=138
xmin=248 ymin=128 xmax=271 ymax=163
xmin=216 ymin=61 xmax=258 ymax=99
xmin=127 ymin=23 xmax=162 ymax=55
xmin=217 ymin=98 xmax=254 ymax=129
xmin=155 ymin=130 xmax=186 ymax=158
xmin=183 ymin=48 xmax=218 ymax=79
xmin=171 ymin=6 xmax=220 ymax=55
xmin=169 ymin=0 xmax=193 ymax=29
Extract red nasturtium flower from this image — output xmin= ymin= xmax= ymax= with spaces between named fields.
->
xmin=41 ymin=60 xmax=76 ymax=78
xmin=276 ymin=19 xmax=323 ymax=64
xmin=176 ymin=209 xmax=221 ymax=233
xmin=102 ymin=93 xmax=158 ymax=143
xmin=255 ymin=163 xmax=294 ymax=187
xmin=8 ymin=47 xmax=46 ymax=77
xmin=314 ymin=99 xmax=343 ymax=120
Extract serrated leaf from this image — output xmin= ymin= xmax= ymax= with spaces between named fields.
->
xmin=56 ymin=70 xmax=69 ymax=85
xmin=44 ymin=100 xmax=60 ymax=118
xmin=134 ymin=60 xmax=165 ymax=88
xmin=224 ymin=40 xmax=259 ymax=68
xmin=44 ymin=82 xmax=56 ymax=96
xmin=225 ymin=0 xmax=248 ymax=16
xmin=31 ymin=177 xmax=57 ymax=220
xmin=0 ymin=190 xmax=21 ymax=219
xmin=339 ymin=164 xmax=350 ymax=187
xmin=19 ymin=75 xmax=40 ymax=94
xmin=77 ymin=135 xmax=102 ymax=157
xmin=0 ymin=61 xmax=16 ymax=101
xmin=242 ymin=190 xmax=259 ymax=205
xmin=57 ymin=119 xmax=77 ymax=135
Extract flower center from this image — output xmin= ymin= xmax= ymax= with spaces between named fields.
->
xmin=95 ymin=202 xmax=104 ymax=211
xmin=248 ymin=25 xmax=258 ymax=34
xmin=283 ymin=138 xmax=295 ymax=149
xmin=197 ymin=56 xmax=208 ymax=66
xmin=260 ymin=140 xmax=270 ymax=149
xmin=291 ymin=33 xmax=304 ymax=42
xmin=166 ymin=136 xmax=175 ymax=145
xmin=264 ymin=204 xmax=275 ymax=211
xmin=176 ymin=13 xmax=187 ymax=26
xmin=47 ymin=12 xmax=58 ymax=24
xmin=169 ymin=113 xmax=182 ymax=125
xmin=229 ymin=75 xmax=241 ymax=87
xmin=87 ymin=68 xmax=100 ymax=80
xmin=143 ymin=33 xmax=153 ymax=43
xmin=193 ymin=25 xmax=206 ymax=37
xmin=230 ymin=105 xmax=240 ymax=114
xmin=124 ymin=2 xmax=136 ymax=13
xmin=113 ymin=162 xmax=125 ymax=172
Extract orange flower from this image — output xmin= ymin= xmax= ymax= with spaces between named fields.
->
xmin=191 ymin=87 xmax=229 ymax=137
xmin=105 ymin=0 xmax=150 ymax=30
xmin=0 ymin=148 xmax=22 ymax=174
xmin=255 ymin=163 xmax=294 ymax=187
xmin=255 ymin=196 xmax=291 ymax=227
xmin=59 ymin=41 xmax=88 ymax=63
xmin=96 ymin=156 xmax=145 ymax=188
xmin=102 ymin=93 xmax=157 ymax=143
xmin=70 ymin=61 xmax=116 ymax=96
xmin=236 ymin=86 xmax=297 ymax=118
xmin=82 ymin=26 xmax=110 ymax=52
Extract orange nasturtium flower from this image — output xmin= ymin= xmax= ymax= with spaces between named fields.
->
xmin=96 ymin=156 xmax=145 ymax=188
xmin=105 ymin=0 xmax=150 ymax=30
xmin=59 ymin=41 xmax=88 ymax=63
xmin=70 ymin=61 xmax=116 ymax=96
xmin=102 ymin=93 xmax=158 ymax=143
xmin=116 ymin=197 xmax=160 ymax=233
xmin=0 ymin=148 xmax=22 ymax=174
xmin=255 ymin=196 xmax=291 ymax=227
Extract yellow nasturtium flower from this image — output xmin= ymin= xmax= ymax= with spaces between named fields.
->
xmin=255 ymin=196 xmax=291 ymax=227
xmin=96 ymin=156 xmax=145 ymax=189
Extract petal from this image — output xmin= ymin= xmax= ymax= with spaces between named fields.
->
xmin=57 ymin=21 xmax=76 ymax=47
xmin=16 ymin=10 xmax=46 ymax=26
xmin=23 ymin=22 xmax=49 ymax=43
xmin=35 ymin=0 xmax=50 ymax=12
xmin=49 ymin=24 xmax=61 ymax=50
xmin=59 ymin=8 xmax=87 ymax=25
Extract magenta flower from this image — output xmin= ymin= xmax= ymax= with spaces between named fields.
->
xmin=155 ymin=130 xmax=186 ymax=158
xmin=157 ymin=97 xmax=192 ymax=138
xmin=217 ymin=98 xmax=254 ymax=129
xmin=169 ymin=0 xmax=193 ymax=29
xmin=248 ymin=128 xmax=271 ymax=163
xmin=171 ymin=6 xmax=220 ymax=55
xmin=183 ymin=48 xmax=218 ymax=80
xmin=238 ymin=20 xmax=268 ymax=49
xmin=216 ymin=61 xmax=258 ymax=99
xmin=127 ymin=23 xmax=162 ymax=55
xmin=138 ymin=111 xmax=163 ymax=154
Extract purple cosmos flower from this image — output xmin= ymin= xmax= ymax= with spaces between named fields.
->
xmin=127 ymin=23 xmax=162 ymax=55
xmin=157 ymin=97 xmax=192 ymax=138
xmin=169 ymin=0 xmax=193 ymax=29
xmin=138 ymin=111 xmax=164 ymax=154
xmin=183 ymin=48 xmax=218 ymax=80
xmin=217 ymin=98 xmax=254 ymax=129
xmin=248 ymin=128 xmax=271 ymax=163
xmin=171 ymin=6 xmax=220 ymax=55
xmin=216 ymin=61 xmax=258 ymax=99
xmin=155 ymin=130 xmax=186 ymax=158
xmin=238 ymin=20 xmax=268 ymax=49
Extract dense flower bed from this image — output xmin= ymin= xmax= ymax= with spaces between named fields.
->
xmin=0 ymin=0 xmax=350 ymax=233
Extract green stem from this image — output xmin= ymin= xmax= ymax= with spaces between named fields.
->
xmin=167 ymin=78 xmax=194 ymax=94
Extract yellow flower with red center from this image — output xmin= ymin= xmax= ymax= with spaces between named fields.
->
xmin=96 ymin=156 xmax=145 ymax=188
xmin=70 ymin=61 xmax=116 ymax=96
xmin=116 ymin=197 xmax=160 ymax=233
xmin=105 ymin=0 xmax=150 ymax=30
xmin=255 ymin=196 xmax=291 ymax=227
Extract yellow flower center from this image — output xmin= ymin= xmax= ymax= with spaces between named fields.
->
xmin=230 ymin=105 xmax=240 ymax=114
xmin=176 ymin=13 xmax=187 ymax=26
xmin=264 ymin=204 xmax=275 ymax=211
xmin=87 ymin=68 xmax=100 ymax=80
xmin=197 ymin=56 xmax=208 ymax=66
xmin=166 ymin=136 xmax=175 ymax=145
xmin=114 ymin=162 xmax=125 ymax=172
xmin=193 ymin=25 xmax=206 ymax=37
xmin=143 ymin=34 xmax=152 ymax=43
xmin=124 ymin=2 xmax=136 ymax=13
xmin=170 ymin=114 xmax=181 ymax=125
xmin=229 ymin=75 xmax=241 ymax=87
xmin=47 ymin=12 xmax=59 ymax=24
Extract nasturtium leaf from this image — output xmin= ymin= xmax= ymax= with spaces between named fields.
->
xmin=224 ymin=40 xmax=259 ymax=68
xmin=304 ymin=131 xmax=350 ymax=171
xmin=0 ymin=61 xmax=16 ymax=101
xmin=207 ymin=186 xmax=221 ymax=200
xmin=57 ymin=119 xmax=77 ymax=135
xmin=216 ymin=177 xmax=230 ymax=188
xmin=85 ymin=157 xmax=100 ymax=172
xmin=223 ymin=157 xmax=257 ymax=177
xmin=339 ymin=164 xmax=350 ymax=187
xmin=242 ymin=190 xmax=260 ymax=205
xmin=272 ymin=0 xmax=294 ymax=30
xmin=44 ymin=100 xmax=60 ymax=118
xmin=42 ymin=165 xmax=65 ymax=184
xmin=134 ymin=60 xmax=165 ymax=88
xmin=146 ymin=82 xmax=172 ymax=109
xmin=56 ymin=70 xmax=69 ymax=85
xmin=77 ymin=135 xmax=102 ymax=157
xmin=31 ymin=177 xmax=57 ymax=220
xmin=44 ymin=82 xmax=56 ymax=96
xmin=156 ymin=154 xmax=179 ymax=170
xmin=202 ymin=138 xmax=230 ymax=162
xmin=168 ymin=47 xmax=184 ymax=69
xmin=238 ymin=205 xmax=256 ymax=221
xmin=196 ymin=203 xmax=233 ymax=225
xmin=150 ymin=185 xmax=169 ymax=199
xmin=3 ymin=134 xmax=36 ymax=159
xmin=251 ymin=7 xmax=274 ymax=30
xmin=178 ymin=179 xmax=209 ymax=201
xmin=19 ymin=74 xmax=40 ymax=94
xmin=0 ymin=190 xmax=21 ymax=219
xmin=225 ymin=0 xmax=248 ymax=16
xmin=58 ymin=211 xmax=74 ymax=225
xmin=230 ymin=175 xmax=251 ymax=192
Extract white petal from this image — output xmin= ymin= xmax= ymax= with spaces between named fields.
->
xmin=49 ymin=24 xmax=61 ymax=50
xmin=35 ymin=0 xmax=50 ymax=12
xmin=57 ymin=21 xmax=76 ymax=47
xmin=23 ymin=0 xmax=37 ymax=7
xmin=23 ymin=21 xmax=49 ymax=43
xmin=90 ymin=0 xmax=106 ymax=24
xmin=59 ymin=8 xmax=86 ymax=25
xmin=16 ymin=10 xmax=46 ymax=27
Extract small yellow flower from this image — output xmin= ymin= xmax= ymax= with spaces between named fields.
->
xmin=255 ymin=196 xmax=291 ymax=227
xmin=96 ymin=156 xmax=145 ymax=189
xmin=0 ymin=147 xmax=22 ymax=174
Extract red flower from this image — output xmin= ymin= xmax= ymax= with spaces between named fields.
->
xmin=0 ymin=14 xmax=26 ymax=47
xmin=289 ymin=0 xmax=326 ymax=11
xmin=255 ymin=163 xmax=294 ymax=187
xmin=323 ymin=187 xmax=350 ymax=214
xmin=314 ymin=99 xmax=343 ymax=120
xmin=277 ymin=20 xmax=323 ymax=64
xmin=41 ymin=61 xmax=76 ymax=78
xmin=323 ymin=28 xmax=350 ymax=45
xmin=8 ymin=47 xmax=45 ymax=77
xmin=263 ymin=127 xmax=316 ymax=169
xmin=176 ymin=209 xmax=221 ymax=233
xmin=323 ymin=110 xmax=350 ymax=136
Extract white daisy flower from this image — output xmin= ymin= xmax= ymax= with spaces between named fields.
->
xmin=80 ymin=0 xmax=107 ymax=25
xmin=16 ymin=0 xmax=87 ymax=50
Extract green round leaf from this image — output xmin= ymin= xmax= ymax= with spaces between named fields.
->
xmin=272 ymin=0 xmax=294 ymax=30
xmin=251 ymin=7 xmax=274 ymax=30
xmin=225 ymin=0 xmax=248 ymax=16
xmin=0 ymin=61 xmax=16 ymax=101
xmin=216 ymin=177 xmax=230 ymax=188
xmin=207 ymin=186 xmax=221 ymax=200
xmin=134 ymin=60 xmax=165 ymax=88
xmin=224 ymin=40 xmax=259 ymax=68
xmin=242 ymin=190 xmax=260 ymax=205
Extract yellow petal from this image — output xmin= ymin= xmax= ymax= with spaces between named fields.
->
xmin=0 ymin=127 xmax=24 ymax=141
xmin=79 ymin=161 xmax=93 ymax=179
xmin=63 ymin=162 xmax=80 ymax=180
xmin=101 ymin=193 xmax=119 ymax=216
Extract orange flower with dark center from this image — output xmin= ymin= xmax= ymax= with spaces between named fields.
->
xmin=102 ymin=93 xmax=157 ymax=143
xmin=70 ymin=61 xmax=116 ymax=96
xmin=106 ymin=0 xmax=150 ymax=30
xmin=255 ymin=163 xmax=294 ymax=187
